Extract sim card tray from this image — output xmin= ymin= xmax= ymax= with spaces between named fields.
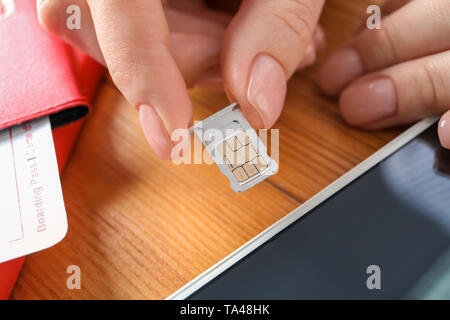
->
xmin=193 ymin=103 xmax=278 ymax=192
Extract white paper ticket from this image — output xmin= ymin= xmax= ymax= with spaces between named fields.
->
xmin=0 ymin=116 xmax=67 ymax=263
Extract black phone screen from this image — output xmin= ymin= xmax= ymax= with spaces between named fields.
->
xmin=189 ymin=124 xmax=450 ymax=299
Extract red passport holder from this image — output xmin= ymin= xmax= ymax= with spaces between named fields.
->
xmin=0 ymin=1 xmax=104 ymax=299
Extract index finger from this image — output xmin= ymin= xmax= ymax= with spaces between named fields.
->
xmin=86 ymin=0 xmax=193 ymax=159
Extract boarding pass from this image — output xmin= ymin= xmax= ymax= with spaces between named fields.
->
xmin=0 ymin=116 xmax=67 ymax=263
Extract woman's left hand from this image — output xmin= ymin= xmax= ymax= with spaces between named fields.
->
xmin=318 ymin=0 xmax=450 ymax=149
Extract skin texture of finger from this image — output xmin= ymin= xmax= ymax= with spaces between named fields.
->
xmin=319 ymin=0 xmax=450 ymax=95
xmin=222 ymin=0 xmax=325 ymax=128
xmin=85 ymin=0 xmax=193 ymax=160
xmin=339 ymin=51 xmax=450 ymax=129
xmin=438 ymin=111 xmax=450 ymax=149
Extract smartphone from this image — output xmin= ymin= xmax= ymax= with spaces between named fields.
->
xmin=168 ymin=118 xmax=450 ymax=300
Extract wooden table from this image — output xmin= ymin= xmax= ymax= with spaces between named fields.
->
xmin=12 ymin=0 xmax=400 ymax=299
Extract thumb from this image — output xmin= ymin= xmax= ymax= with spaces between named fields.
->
xmin=222 ymin=0 xmax=324 ymax=128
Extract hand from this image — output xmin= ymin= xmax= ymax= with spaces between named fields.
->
xmin=37 ymin=0 xmax=326 ymax=159
xmin=318 ymin=0 xmax=450 ymax=149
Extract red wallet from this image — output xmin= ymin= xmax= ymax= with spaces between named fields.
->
xmin=0 ymin=1 xmax=104 ymax=299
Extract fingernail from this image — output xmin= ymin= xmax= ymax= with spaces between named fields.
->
xmin=139 ymin=104 xmax=172 ymax=160
xmin=438 ymin=113 xmax=450 ymax=149
xmin=247 ymin=54 xmax=287 ymax=128
xmin=318 ymin=47 xmax=363 ymax=96
xmin=339 ymin=77 xmax=398 ymax=125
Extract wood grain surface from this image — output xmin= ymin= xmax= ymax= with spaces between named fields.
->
xmin=11 ymin=0 xmax=401 ymax=299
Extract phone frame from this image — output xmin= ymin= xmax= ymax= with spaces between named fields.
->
xmin=167 ymin=118 xmax=438 ymax=300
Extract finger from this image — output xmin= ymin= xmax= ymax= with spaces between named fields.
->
xmin=170 ymin=33 xmax=221 ymax=87
xmin=195 ymin=24 xmax=327 ymax=92
xmin=438 ymin=111 xmax=450 ymax=149
xmin=195 ymin=23 xmax=327 ymax=92
xmin=38 ymin=0 xmax=223 ymax=88
xmin=169 ymin=0 xmax=205 ymax=11
xmin=222 ymin=0 xmax=325 ymax=128
xmin=313 ymin=25 xmax=326 ymax=51
xmin=204 ymin=0 xmax=242 ymax=14
xmin=84 ymin=0 xmax=194 ymax=160
xmin=338 ymin=51 xmax=450 ymax=128
xmin=318 ymin=0 xmax=450 ymax=95
xmin=353 ymin=0 xmax=413 ymax=33
xmin=297 ymin=44 xmax=317 ymax=70
xmin=382 ymin=0 xmax=413 ymax=15
xmin=196 ymin=24 xmax=327 ymax=92
xmin=195 ymin=65 xmax=224 ymax=92
xmin=297 ymin=26 xmax=326 ymax=70
xmin=169 ymin=0 xmax=233 ymax=26
xmin=165 ymin=8 xmax=229 ymax=37
xmin=37 ymin=0 xmax=105 ymax=64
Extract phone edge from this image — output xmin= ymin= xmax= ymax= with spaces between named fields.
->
xmin=166 ymin=118 xmax=438 ymax=300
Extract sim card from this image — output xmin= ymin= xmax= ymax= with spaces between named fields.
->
xmin=193 ymin=103 xmax=278 ymax=192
